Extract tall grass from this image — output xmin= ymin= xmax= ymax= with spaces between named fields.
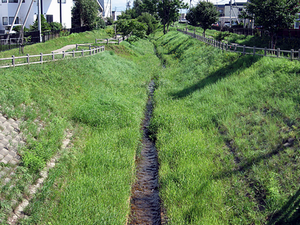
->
xmin=153 ymin=31 xmax=300 ymax=224
xmin=0 ymin=39 xmax=162 ymax=224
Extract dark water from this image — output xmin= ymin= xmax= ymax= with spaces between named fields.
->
xmin=129 ymin=80 xmax=161 ymax=225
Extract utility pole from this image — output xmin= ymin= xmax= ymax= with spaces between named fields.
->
xmin=38 ymin=0 xmax=42 ymax=42
xmin=60 ymin=0 xmax=62 ymax=24
xmin=229 ymin=0 xmax=232 ymax=28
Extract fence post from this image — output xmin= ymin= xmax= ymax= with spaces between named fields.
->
xmin=12 ymin=55 xmax=15 ymax=67
xmin=63 ymin=51 xmax=65 ymax=59
xmin=264 ymin=47 xmax=267 ymax=56
xmin=27 ymin=54 xmax=30 ymax=64
xmin=82 ymin=49 xmax=84 ymax=56
xmin=290 ymin=49 xmax=294 ymax=61
xmin=243 ymin=45 xmax=245 ymax=55
xmin=89 ymin=45 xmax=91 ymax=50
xmin=298 ymin=49 xmax=300 ymax=61
xmin=90 ymin=48 xmax=92 ymax=55
xmin=72 ymin=50 xmax=75 ymax=57
xmin=52 ymin=52 xmax=55 ymax=61
xmin=234 ymin=45 xmax=237 ymax=52
xmin=76 ymin=44 xmax=78 ymax=51
xmin=253 ymin=46 xmax=256 ymax=56
xmin=226 ymin=43 xmax=228 ymax=51
xmin=95 ymin=39 xmax=97 ymax=44
xmin=107 ymin=39 xmax=109 ymax=44
xmin=194 ymin=29 xmax=196 ymax=38
xmin=40 ymin=53 xmax=43 ymax=64
xmin=277 ymin=48 xmax=280 ymax=58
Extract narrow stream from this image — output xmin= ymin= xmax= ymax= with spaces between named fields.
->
xmin=129 ymin=80 xmax=161 ymax=224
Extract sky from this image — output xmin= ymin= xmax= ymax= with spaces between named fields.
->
xmin=111 ymin=0 xmax=248 ymax=13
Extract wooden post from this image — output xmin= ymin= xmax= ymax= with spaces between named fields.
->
xmin=72 ymin=50 xmax=75 ymax=57
xmin=194 ymin=29 xmax=195 ymax=38
xmin=76 ymin=44 xmax=78 ymax=51
xmin=63 ymin=51 xmax=65 ymax=59
xmin=95 ymin=39 xmax=97 ymax=44
xmin=89 ymin=45 xmax=91 ymax=50
xmin=243 ymin=45 xmax=245 ymax=55
xmin=106 ymin=39 xmax=109 ymax=44
xmin=277 ymin=48 xmax=280 ymax=58
xmin=264 ymin=47 xmax=267 ymax=56
xmin=27 ymin=54 xmax=30 ymax=64
xmin=253 ymin=46 xmax=256 ymax=56
xmin=52 ymin=51 xmax=54 ymax=61
xmin=298 ymin=49 xmax=300 ymax=61
xmin=226 ymin=43 xmax=228 ymax=51
xmin=90 ymin=48 xmax=92 ymax=55
xmin=234 ymin=45 xmax=237 ymax=52
xmin=12 ymin=55 xmax=15 ymax=67
xmin=291 ymin=49 xmax=294 ymax=60
xmin=40 ymin=53 xmax=43 ymax=64
xmin=82 ymin=49 xmax=84 ymax=56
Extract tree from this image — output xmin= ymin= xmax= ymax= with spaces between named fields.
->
xmin=137 ymin=12 xmax=159 ymax=35
xmin=30 ymin=15 xmax=51 ymax=32
xmin=72 ymin=0 xmax=100 ymax=29
xmin=186 ymin=1 xmax=218 ymax=37
xmin=158 ymin=0 xmax=188 ymax=34
xmin=115 ymin=19 xmax=147 ymax=38
xmin=246 ymin=0 xmax=299 ymax=49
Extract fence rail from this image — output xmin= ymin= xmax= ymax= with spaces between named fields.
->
xmin=95 ymin=34 xmax=131 ymax=45
xmin=0 ymin=45 xmax=105 ymax=69
xmin=178 ymin=29 xmax=300 ymax=61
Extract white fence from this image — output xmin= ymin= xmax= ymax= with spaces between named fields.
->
xmin=0 ymin=45 xmax=105 ymax=69
xmin=178 ymin=29 xmax=300 ymax=61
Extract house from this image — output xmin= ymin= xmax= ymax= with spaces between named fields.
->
xmin=218 ymin=1 xmax=247 ymax=27
xmin=0 ymin=0 xmax=73 ymax=34
xmin=97 ymin=0 xmax=111 ymax=18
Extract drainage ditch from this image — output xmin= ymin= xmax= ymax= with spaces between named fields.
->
xmin=129 ymin=80 xmax=161 ymax=224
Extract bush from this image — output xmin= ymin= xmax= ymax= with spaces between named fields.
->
xmin=50 ymin=22 xmax=63 ymax=31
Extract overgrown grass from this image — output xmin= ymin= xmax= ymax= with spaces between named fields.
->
xmin=0 ymin=29 xmax=108 ymax=58
xmin=175 ymin=22 xmax=300 ymax=50
xmin=153 ymin=31 xmax=300 ymax=224
xmin=0 ymin=38 xmax=162 ymax=224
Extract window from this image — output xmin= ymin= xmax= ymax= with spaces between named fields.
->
xmin=9 ymin=17 xmax=19 ymax=25
xmin=239 ymin=8 xmax=243 ymax=12
xmin=46 ymin=15 xmax=53 ymax=23
xmin=2 ymin=0 xmax=7 ymax=3
xmin=9 ymin=0 xmax=18 ymax=3
xmin=2 ymin=17 xmax=8 ymax=25
xmin=57 ymin=0 xmax=66 ymax=3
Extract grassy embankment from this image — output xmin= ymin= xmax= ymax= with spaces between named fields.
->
xmin=152 ymin=31 xmax=300 ymax=224
xmin=0 ymin=29 xmax=108 ymax=59
xmin=0 ymin=31 xmax=162 ymax=223
xmin=176 ymin=23 xmax=300 ymax=50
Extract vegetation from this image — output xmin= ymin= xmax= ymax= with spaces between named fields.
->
xmin=30 ymin=15 xmax=51 ymax=32
xmin=246 ymin=0 xmax=299 ymax=48
xmin=72 ymin=0 xmax=104 ymax=29
xmin=151 ymin=30 xmax=300 ymax=224
xmin=186 ymin=1 xmax=218 ymax=37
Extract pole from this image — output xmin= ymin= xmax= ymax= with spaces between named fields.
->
xmin=230 ymin=0 xmax=232 ymax=28
xmin=60 ymin=0 xmax=62 ymax=24
xmin=38 ymin=0 xmax=42 ymax=42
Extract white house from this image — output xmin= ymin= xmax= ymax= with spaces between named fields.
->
xmin=97 ymin=0 xmax=111 ymax=18
xmin=0 ymin=0 xmax=73 ymax=34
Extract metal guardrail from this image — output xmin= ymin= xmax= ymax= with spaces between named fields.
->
xmin=178 ymin=29 xmax=300 ymax=61
xmin=0 ymin=45 xmax=105 ymax=69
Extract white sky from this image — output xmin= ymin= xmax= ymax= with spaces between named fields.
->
xmin=112 ymin=0 xmax=248 ymax=13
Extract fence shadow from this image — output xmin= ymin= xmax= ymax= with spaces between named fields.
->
xmin=170 ymin=54 xmax=260 ymax=99
xmin=267 ymin=188 xmax=300 ymax=224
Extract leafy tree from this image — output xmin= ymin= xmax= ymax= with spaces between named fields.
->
xmin=115 ymin=19 xmax=147 ymax=39
xmin=50 ymin=22 xmax=63 ymax=31
xmin=30 ymin=15 xmax=51 ymax=32
xmin=158 ymin=0 xmax=188 ymax=34
xmin=72 ymin=0 xmax=99 ymax=29
xmin=246 ymin=0 xmax=299 ymax=48
xmin=137 ymin=12 xmax=159 ymax=35
xmin=186 ymin=1 xmax=218 ymax=37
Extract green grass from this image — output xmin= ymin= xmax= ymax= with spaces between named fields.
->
xmin=175 ymin=22 xmax=300 ymax=50
xmin=0 ymin=38 xmax=162 ymax=224
xmin=152 ymin=31 xmax=300 ymax=224
xmin=0 ymin=29 xmax=108 ymax=58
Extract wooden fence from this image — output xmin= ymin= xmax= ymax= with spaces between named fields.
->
xmin=0 ymin=45 xmax=105 ymax=69
xmin=95 ymin=34 xmax=131 ymax=45
xmin=178 ymin=29 xmax=300 ymax=61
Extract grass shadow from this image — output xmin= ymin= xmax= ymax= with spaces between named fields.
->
xmin=267 ymin=187 xmax=300 ymax=224
xmin=171 ymin=55 xmax=260 ymax=99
